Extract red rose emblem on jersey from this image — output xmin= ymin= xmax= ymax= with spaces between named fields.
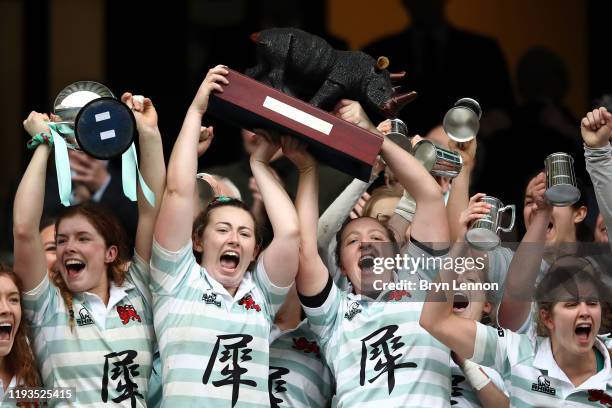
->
xmin=292 ymin=337 xmax=321 ymax=357
xmin=588 ymin=389 xmax=612 ymax=406
xmin=386 ymin=290 xmax=411 ymax=301
xmin=116 ymin=304 xmax=142 ymax=325
xmin=238 ymin=294 xmax=261 ymax=312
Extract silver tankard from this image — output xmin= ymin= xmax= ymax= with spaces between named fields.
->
xmin=443 ymin=97 xmax=482 ymax=142
xmin=544 ymin=152 xmax=580 ymax=206
xmin=413 ymin=139 xmax=463 ymax=178
xmin=386 ymin=118 xmax=412 ymax=153
xmin=465 ymin=195 xmax=515 ymax=251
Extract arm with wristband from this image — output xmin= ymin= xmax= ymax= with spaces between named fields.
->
xmin=453 ymin=353 xmax=509 ymax=408
xmin=14 ymin=111 xmax=54 ymax=291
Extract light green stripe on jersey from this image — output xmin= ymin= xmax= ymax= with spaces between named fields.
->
xmin=150 ymin=240 xmax=290 ymax=407
xmin=269 ymin=321 xmax=333 ymax=408
xmin=21 ymin=255 xmax=155 ymax=407
xmin=472 ymin=322 xmax=612 ymax=407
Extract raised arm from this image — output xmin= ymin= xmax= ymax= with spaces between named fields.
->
xmin=13 ymin=112 xmax=53 ymax=291
xmin=380 ymin=137 xmax=449 ymax=245
xmin=317 ymin=99 xmax=383 ymax=250
xmin=419 ymin=243 xmax=477 ymax=359
xmin=250 ymin=134 xmax=299 ymax=287
xmin=419 ymin=195 xmax=492 ymax=359
xmin=153 ymin=65 xmax=228 ymax=251
xmin=317 ymin=178 xmax=370 ymax=253
xmin=581 ymin=107 xmax=612 ymax=246
xmin=447 ymin=139 xmax=477 ymax=243
xmin=121 ymin=93 xmax=166 ymax=261
xmin=497 ymin=172 xmax=551 ymax=330
xmin=282 ymin=138 xmax=330 ymax=296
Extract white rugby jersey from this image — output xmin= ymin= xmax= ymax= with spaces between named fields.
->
xmin=303 ymin=243 xmax=452 ymax=407
xmin=269 ymin=321 xmax=334 ymax=408
xmin=150 ymin=240 xmax=290 ymax=407
xmin=21 ymin=254 xmax=155 ymax=407
xmin=603 ymin=334 xmax=612 ymax=350
xmin=472 ymin=322 xmax=612 ymax=407
xmin=0 ymin=375 xmax=17 ymax=406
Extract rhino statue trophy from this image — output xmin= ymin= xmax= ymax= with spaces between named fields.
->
xmin=245 ymin=27 xmax=416 ymax=120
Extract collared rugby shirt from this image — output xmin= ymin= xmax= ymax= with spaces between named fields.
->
xmin=150 ymin=240 xmax=290 ymax=407
xmin=302 ymin=244 xmax=452 ymax=407
xmin=21 ymin=254 xmax=155 ymax=407
xmin=472 ymin=322 xmax=612 ymax=407
xmin=269 ymin=321 xmax=333 ymax=408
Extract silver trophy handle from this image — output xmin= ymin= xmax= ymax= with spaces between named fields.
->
xmin=497 ymin=204 xmax=516 ymax=233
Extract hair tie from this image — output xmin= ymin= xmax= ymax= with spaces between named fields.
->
xmin=27 ymin=132 xmax=54 ymax=150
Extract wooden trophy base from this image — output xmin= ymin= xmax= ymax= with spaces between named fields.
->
xmin=207 ymin=69 xmax=383 ymax=181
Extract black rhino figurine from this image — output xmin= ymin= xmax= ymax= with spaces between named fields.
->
xmin=246 ymin=28 xmax=416 ymax=119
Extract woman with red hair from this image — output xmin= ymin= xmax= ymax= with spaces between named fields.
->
xmin=14 ymin=93 xmax=165 ymax=406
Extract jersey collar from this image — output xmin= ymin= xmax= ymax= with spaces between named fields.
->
xmin=533 ymin=336 xmax=611 ymax=390
xmin=202 ymin=267 xmax=256 ymax=305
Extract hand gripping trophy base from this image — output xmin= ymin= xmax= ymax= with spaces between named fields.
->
xmin=207 ymin=69 xmax=384 ymax=181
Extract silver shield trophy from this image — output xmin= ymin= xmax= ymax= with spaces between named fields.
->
xmin=53 ymin=81 xmax=115 ymax=150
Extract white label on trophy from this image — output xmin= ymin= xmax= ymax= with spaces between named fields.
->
xmin=263 ymin=96 xmax=333 ymax=135
xmin=99 ymin=130 xmax=116 ymax=140
xmin=95 ymin=111 xmax=111 ymax=122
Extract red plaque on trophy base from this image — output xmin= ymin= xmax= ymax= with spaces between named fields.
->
xmin=207 ymin=69 xmax=383 ymax=181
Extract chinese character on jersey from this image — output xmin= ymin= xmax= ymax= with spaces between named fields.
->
xmin=203 ymin=334 xmax=257 ymax=407
xmin=101 ymin=349 xmax=143 ymax=407
xmin=268 ymin=366 xmax=290 ymax=408
xmin=450 ymin=374 xmax=466 ymax=405
xmin=360 ymin=325 xmax=417 ymax=393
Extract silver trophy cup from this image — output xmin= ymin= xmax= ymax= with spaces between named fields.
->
xmin=443 ymin=97 xmax=482 ymax=142
xmin=53 ymin=81 xmax=115 ymax=150
xmin=386 ymin=118 xmax=412 ymax=153
xmin=544 ymin=152 xmax=581 ymax=206
xmin=465 ymin=196 xmax=515 ymax=251
xmin=413 ymin=139 xmax=463 ymax=178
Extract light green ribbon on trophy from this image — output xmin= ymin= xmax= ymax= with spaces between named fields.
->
xmin=47 ymin=122 xmax=73 ymax=207
xmin=122 ymin=143 xmax=155 ymax=207
xmin=47 ymin=123 xmax=155 ymax=207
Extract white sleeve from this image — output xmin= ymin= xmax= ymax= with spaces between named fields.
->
xmin=585 ymin=143 xmax=612 ymax=248
xmin=317 ymin=178 xmax=371 ymax=254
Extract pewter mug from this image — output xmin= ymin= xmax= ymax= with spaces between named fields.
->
xmin=413 ymin=139 xmax=463 ymax=178
xmin=544 ymin=152 xmax=580 ymax=206
xmin=386 ymin=118 xmax=412 ymax=153
xmin=465 ymin=195 xmax=515 ymax=251
xmin=443 ymin=97 xmax=482 ymax=142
